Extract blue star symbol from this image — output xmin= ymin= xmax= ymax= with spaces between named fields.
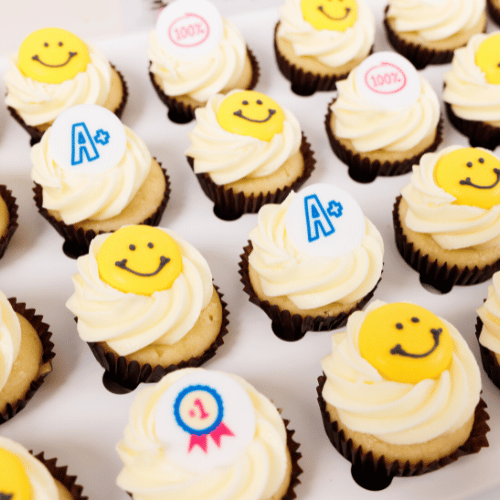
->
xmin=327 ymin=200 xmax=343 ymax=218
xmin=94 ymin=129 xmax=110 ymax=146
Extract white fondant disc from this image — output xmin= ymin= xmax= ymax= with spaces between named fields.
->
xmin=156 ymin=0 xmax=223 ymax=61
xmin=354 ymin=51 xmax=420 ymax=110
xmin=48 ymin=104 xmax=127 ymax=174
xmin=155 ymin=370 xmax=256 ymax=473
xmin=285 ymin=183 xmax=366 ymax=258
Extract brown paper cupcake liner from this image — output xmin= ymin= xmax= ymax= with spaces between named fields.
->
xmin=475 ymin=316 xmax=500 ymax=391
xmin=0 ymin=298 xmax=55 ymax=425
xmin=325 ymin=101 xmax=444 ymax=183
xmin=34 ymin=451 xmax=88 ymax=500
xmin=33 ymin=161 xmax=170 ymax=259
xmin=488 ymin=0 xmax=500 ymax=26
xmin=445 ymin=102 xmax=500 ymax=151
xmin=7 ymin=64 xmax=128 ymax=146
xmin=85 ymin=286 xmax=229 ymax=394
xmin=149 ymin=47 xmax=260 ymax=124
xmin=187 ymin=133 xmax=316 ymax=221
xmin=282 ymin=418 xmax=303 ymax=500
xmin=239 ymin=242 xmax=381 ymax=341
xmin=317 ymin=374 xmax=490 ymax=491
xmin=0 ymin=185 xmax=19 ymax=260
xmin=393 ymin=196 xmax=500 ymax=293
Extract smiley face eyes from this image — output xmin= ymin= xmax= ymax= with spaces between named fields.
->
xmin=466 ymin=158 xmax=485 ymax=168
xmin=129 ymin=243 xmax=154 ymax=251
xmin=42 ymin=41 xmax=64 ymax=48
xmin=395 ymin=317 xmax=420 ymax=330
xmin=241 ymin=100 xmax=263 ymax=106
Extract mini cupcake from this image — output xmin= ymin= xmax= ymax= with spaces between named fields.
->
xmin=149 ymin=0 xmax=259 ymax=124
xmin=488 ymin=0 xmax=500 ymax=26
xmin=0 ymin=290 xmax=54 ymax=425
xmin=239 ymin=183 xmax=384 ymax=341
xmin=0 ymin=185 xmax=19 ymax=260
xmin=31 ymin=104 xmax=169 ymax=258
xmin=384 ymin=0 xmax=486 ymax=70
xmin=116 ymin=367 xmax=301 ymax=500
xmin=5 ymin=27 xmax=128 ymax=145
xmin=0 ymin=436 xmax=86 ymax=500
xmin=393 ymin=145 xmax=500 ymax=293
xmin=274 ymin=0 xmax=375 ymax=96
xmin=444 ymin=32 xmax=500 ymax=150
xmin=318 ymin=300 xmax=489 ymax=490
xmin=66 ymin=225 xmax=229 ymax=394
xmin=325 ymin=51 xmax=442 ymax=183
xmin=185 ymin=89 xmax=315 ymax=220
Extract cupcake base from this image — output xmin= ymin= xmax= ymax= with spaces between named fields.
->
xmin=188 ymin=134 xmax=315 ymax=221
xmin=325 ymin=102 xmax=443 ymax=183
xmin=149 ymin=48 xmax=260 ymax=124
xmin=393 ymin=196 xmax=500 ymax=293
xmin=281 ymin=419 xmax=303 ymax=500
xmin=487 ymin=0 xmax=500 ymax=26
xmin=475 ymin=317 xmax=500 ymax=391
xmin=0 ymin=185 xmax=19 ymax=260
xmin=239 ymin=243 xmax=381 ymax=341
xmin=0 ymin=298 xmax=55 ymax=425
xmin=317 ymin=375 xmax=490 ymax=491
xmin=86 ymin=287 xmax=229 ymax=394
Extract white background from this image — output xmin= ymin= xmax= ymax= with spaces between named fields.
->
xmin=1 ymin=1 xmax=500 ymax=499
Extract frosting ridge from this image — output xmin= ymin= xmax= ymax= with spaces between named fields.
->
xmin=478 ymin=271 xmax=500 ymax=354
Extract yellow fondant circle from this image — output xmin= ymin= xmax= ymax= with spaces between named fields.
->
xmin=434 ymin=147 xmax=500 ymax=209
xmin=0 ymin=447 xmax=33 ymax=500
xmin=300 ymin=0 xmax=357 ymax=32
xmin=216 ymin=91 xmax=284 ymax=142
xmin=18 ymin=28 xmax=90 ymax=84
xmin=358 ymin=303 xmax=454 ymax=384
xmin=475 ymin=33 xmax=500 ymax=85
xmin=97 ymin=225 xmax=182 ymax=296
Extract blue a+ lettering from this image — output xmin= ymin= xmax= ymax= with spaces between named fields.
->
xmin=304 ymin=195 xmax=343 ymax=243
xmin=71 ymin=123 xmax=110 ymax=166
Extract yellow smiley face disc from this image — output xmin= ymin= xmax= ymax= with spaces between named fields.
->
xmin=358 ymin=303 xmax=454 ymax=384
xmin=97 ymin=225 xmax=182 ymax=296
xmin=18 ymin=28 xmax=90 ymax=84
xmin=216 ymin=91 xmax=284 ymax=142
xmin=0 ymin=447 xmax=33 ymax=500
xmin=434 ymin=147 xmax=500 ymax=209
xmin=475 ymin=33 xmax=500 ymax=85
xmin=300 ymin=0 xmax=357 ymax=32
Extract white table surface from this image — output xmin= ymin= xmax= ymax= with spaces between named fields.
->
xmin=1 ymin=1 xmax=500 ymax=499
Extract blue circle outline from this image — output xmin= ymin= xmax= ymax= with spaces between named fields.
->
xmin=173 ymin=384 xmax=224 ymax=436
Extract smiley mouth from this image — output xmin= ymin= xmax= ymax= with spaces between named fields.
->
xmin=459 ymin=168 xmax=500 ymax=190
xmin=233 ymin=108 xmax=276 ymax=123
xmin=317 ymin=6 xmax=351 ymax=21
xmin=114 ymin=256 xmax=170 ymax=277
xmin=390 ymin=328 xmax=442 ymax=359
xmin=31 ymin=51 xmax=77 ymax=68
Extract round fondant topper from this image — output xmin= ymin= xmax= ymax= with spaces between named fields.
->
xmin=300 ymin=0 xmax=357 ymax=32
xmin=0 ymin=447 xmax=32 ymax=500
xmin=97 ymin=225 xmax=183 ymax=296
xmin=434 ymin=147 xmax=500 ymax=209
xmin=354 ymin=51 xmax=420 ymax=110
xmin=48 ymin=104 xmax=127 ymax=174
xmin=358 ymin=303 xmax=454 ymax=384
xmin=155 ymin=370 xmax=256 ymax=473
xmin=156 ymin=0 xmax=223 ymax=61
xmin=216 ymin=91 xmax=285 ymax=141
xmin=285 ymin=183 xmax=365 ymax=258
xmin=475 ymin=33 xmax=500 ymax=85
xmin=18 ymin=27 xmax=90 ymax=84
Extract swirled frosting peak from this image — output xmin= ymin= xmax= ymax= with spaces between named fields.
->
xmin=321 ymin=300 xmax=481 ymax=445
xmin=478 ymin=270 xmax=500 ymax=354
xmin=0 ymin=290 xmax=21 ymax=393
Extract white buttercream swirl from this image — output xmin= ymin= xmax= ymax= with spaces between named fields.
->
xmin=443 ymin=33 xmax=500 ymax=122
xmin=331 ymin=69 xmax=440 ymax=153
xmin=116 ymin=368 xmax=288 ymax=500
xmin=0 ymin=436 xmax=59 ymax=500
xmin=478 ymin=271 xmax=500 ymax=354
xmin=248 ymin=192 xmax=384 ymax=310
xmin=4 ymin=42 xmax=112 ymax=127
xmin=321 ymin=300 xmax=481 ymax=445
xmin=66 ymin=229 xmax=213 ymax=356
xmin=30 ymin=124 xmax=151 ymax=225
xmin=185 ymin=91 xmax=302 ymax=185
xmin=386 ymin=0 xmax=485 ymax=42
xmin=0 ymin=290 xmax=21 ymax=393
xmin=276 ymin=0 xmax=375 ymax=67
xmin=401 ymin=145 xmax=500 ymax=250
xmin=149 ymin=18 xmax=248 ymax=102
